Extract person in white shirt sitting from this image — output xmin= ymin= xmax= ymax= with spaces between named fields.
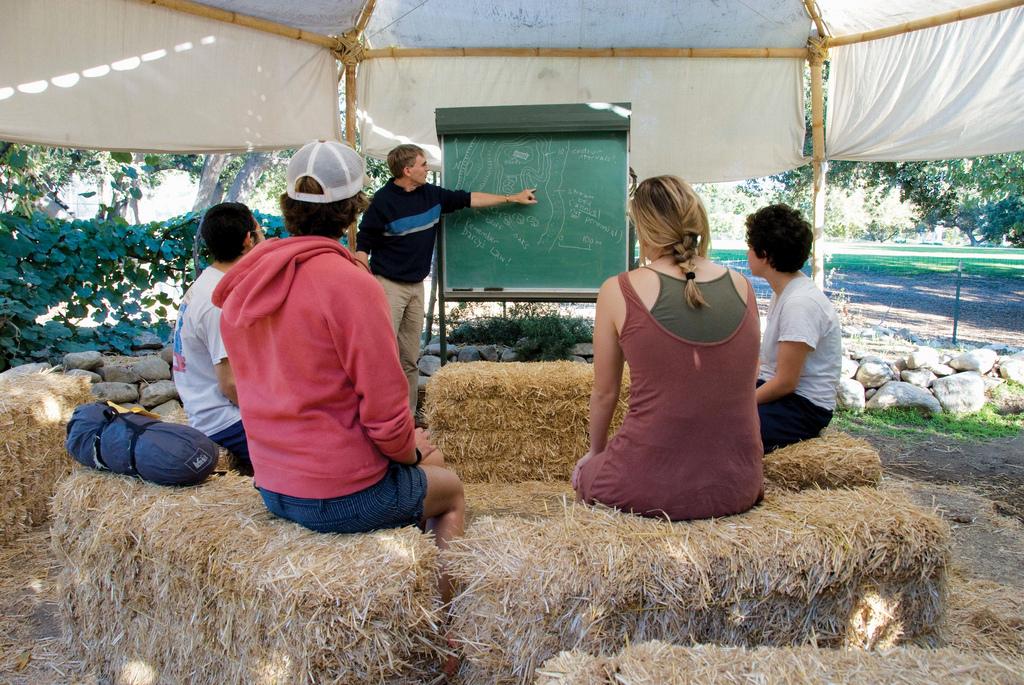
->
xmin=746 ymin=204 xmax=842 ymax=452
xmin=171 ymin=202 xmax=263 ymax=472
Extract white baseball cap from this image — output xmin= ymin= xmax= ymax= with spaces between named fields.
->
xmin=286 ymin=140 xmax=365 ymax=203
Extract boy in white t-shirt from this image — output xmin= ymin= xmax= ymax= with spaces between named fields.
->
xmin=172 ymin=202 xmax=263 ymax=470
xmin=746 ymin=204 xmax=841 ymax=452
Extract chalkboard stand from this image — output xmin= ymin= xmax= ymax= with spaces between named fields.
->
xmin=434 ymin=103 xmax=632 ymax=364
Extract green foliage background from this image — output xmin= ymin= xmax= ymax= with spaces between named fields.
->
xmin=0 ymin=210 xmax=285 ymax=370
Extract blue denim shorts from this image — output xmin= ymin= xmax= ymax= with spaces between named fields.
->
xmin=258 ymin=461 xmax=428 ymax=534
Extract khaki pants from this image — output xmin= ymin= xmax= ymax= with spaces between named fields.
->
xmin=375 ymin=275 xmax=424 ymax=413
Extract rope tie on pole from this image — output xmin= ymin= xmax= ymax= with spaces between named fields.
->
xmin=333 ymin=31 xmax=367 ymax=66
xmin=807 ymin=37 xmax=829 ymax=65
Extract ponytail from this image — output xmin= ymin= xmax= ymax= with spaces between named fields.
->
xmin=672 ymin=236 xmax=707 ymax=309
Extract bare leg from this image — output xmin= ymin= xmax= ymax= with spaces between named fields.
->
xmin=419 ymin=453 xmax=464 ymax=604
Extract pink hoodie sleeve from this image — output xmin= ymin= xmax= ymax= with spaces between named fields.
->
xmin=315 ymin=264 xmax=415 ymax=461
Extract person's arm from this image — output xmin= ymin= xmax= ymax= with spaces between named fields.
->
xmin=353 ymin=250 xmax=370 ymax=271
xmin=317 ymin=265 xmax=416 ymax=462
xmin=470 ymin=188 xmax=537 ymax=208
xmin=588 ymin=277 xmax=626 ymax=454
xmin=756 ymin=340 xmax=812 ymax=404
xmin=214 ymin=358 xmax=238 ymax=405
xmin=354 ymin=202 xmax=382 ymax=270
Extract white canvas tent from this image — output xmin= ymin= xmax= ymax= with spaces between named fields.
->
xmin=2 ymin=0 xmax=1023 ymax=279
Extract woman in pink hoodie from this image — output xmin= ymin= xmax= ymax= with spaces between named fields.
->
xmin=212 ymin=141 xmax=465 ymax=603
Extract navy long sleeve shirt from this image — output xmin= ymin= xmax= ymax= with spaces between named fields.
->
xmin=356 ymin=180 xmax=471 ymax=283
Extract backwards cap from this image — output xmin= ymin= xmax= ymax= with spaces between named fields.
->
xmin=286 ymin=140 xmax=365 ymax=203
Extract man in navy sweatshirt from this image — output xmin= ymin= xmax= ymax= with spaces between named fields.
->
xmin=356 ymin=143 xmax=537 ymax=415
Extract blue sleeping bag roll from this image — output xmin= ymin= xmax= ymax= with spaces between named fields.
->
xmin=65 ymin=402 xmax=217 ymax=486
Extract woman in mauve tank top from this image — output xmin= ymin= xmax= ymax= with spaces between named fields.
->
xmin=572 ymin=176 xmax=764 ymax=521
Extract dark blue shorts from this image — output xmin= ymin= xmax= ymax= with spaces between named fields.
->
xmin=209 ymin=420 xmax=251 ymax=467
xmin=257 ymin=461 xmax=428 ymax=534
xmin=756 ymin=379 xmax=833 ymax=453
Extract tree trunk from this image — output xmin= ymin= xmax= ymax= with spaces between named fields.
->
xmin=225 ymin=152 xmax=271 ymax=204
xmin=192 ymin=154 xmax=230 ymax=211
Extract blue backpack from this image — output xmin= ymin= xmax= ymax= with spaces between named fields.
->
xmin=65 ymin=402 xmax=217 ymax=486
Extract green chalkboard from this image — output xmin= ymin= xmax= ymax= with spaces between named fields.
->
xmin=438 ymin=104 xmax=630 ymax=298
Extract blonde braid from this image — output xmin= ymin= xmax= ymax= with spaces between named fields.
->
xmin=673 ymin=235 xmax=707 ymax=308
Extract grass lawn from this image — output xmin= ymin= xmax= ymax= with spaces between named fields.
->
xmin=709 ymin=241 xmax=1024 ymax=278
xmin=832 ymin=381 xmax=1024 ymax=442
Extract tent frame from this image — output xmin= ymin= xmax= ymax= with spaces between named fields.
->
xmin=140 ymin=0 xmax=1024 ymax=283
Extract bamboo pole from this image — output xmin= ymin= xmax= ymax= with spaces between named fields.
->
xmin=802 ymin=0 xmax=829 ymax=40
xmin=345 ymin=61 xmax=359 ymax=250
xmin=828 ymin=0 xmax=1024 ymax=47
xmin=343 ymin=0 xmax=377 ymax=251
xmin=362 ymin=46 xmax=807 ymax=60
xmin=809 ymin=44 xmax=827 ymax=290
xmin=138 ymin=0 xmax=337 ymax=48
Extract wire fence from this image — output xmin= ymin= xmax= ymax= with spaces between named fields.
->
xmin=712 ymin=243 xmax=1024 ymax=348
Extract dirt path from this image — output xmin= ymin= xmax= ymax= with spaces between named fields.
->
xmin=829 ymin=272 xmax=1024 ymax=348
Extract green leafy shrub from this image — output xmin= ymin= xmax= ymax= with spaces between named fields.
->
xmin=0 ymin=209 xmax=286 ymax=369
xmin=449 ymin=312 xmax=592 ymax=361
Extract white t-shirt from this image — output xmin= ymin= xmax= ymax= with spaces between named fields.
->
xmin=171 ymin=267 xmax=240 ymax=436
xmin=759 ymin=273 xmax=842 ymax=410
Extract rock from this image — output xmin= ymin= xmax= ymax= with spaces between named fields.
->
xmin=131 ymin=356 xmax=172 ymax=381
xmin=91 ymin=382 xmax=140 ymax=404
xmin=151 ymin=399 xmax=183 ymax=417
xmin=424 ymin=341 xmax=455 ymax=356
xmin=900 ymin=368 xmax=935 ymax=389
xmin=478 ymin=344 xmax=500 ymax=362
xmin=417 ymin=355 xmax=442 ymax=376
xmin=930 ymin=372 xmax=986 ymax=414
xmin=500 ymin=348 xmax=519 ymax=362
xmin=949 ymin=349 xmax=998 ymax=374
xmin=570 ymin=342 xmax=594 ymax=357
xmin=905 ymin=346 xmax=939 ymax=370
xmin=570 ymin=355 xmax=588 ymax=363
xmin=982 ymin=375 xmax=1002 ymax=391
xmin=417 ymin=375 xmax=430 ymax=391
xmin=0 ymin=362 xmax=51 ymax=379
xmin=836 ymin=377 xmax=865 ymax=411
xmin=999 ymin=358 xmax=1024 ymax=384
xmin=100 ymin=366 xmax=142 ymax=384
xmin=846 ymin=347 xmax=869 ymax=361
xmin=893 ymin=357 xmax=908 ymax=372
xmin=865 ymin=388 xmax=877 ymax=400
xmin=132 ymin=330 xmax=165 ymax=350
xmin=865 ymin=381 xmax=942 ymax=414
xmin=840 ymin=357 xmax=859 ymax=379
xmin=457 ymin=346 xmax=481 ymax=363
xmin=854 ymin=360 xmax=895 ymax=389
xmin=925 ymin=363 xmax=956 ymax=378
xmin=139 ymin=380 xmax=179 ymax=408
xmin=160 ymin=345 xmax=174 ymax=366
xmin=63 ymin=350 xmax=103 ymax=371
xmin=65 ymin=368 xmax=101 ymax=383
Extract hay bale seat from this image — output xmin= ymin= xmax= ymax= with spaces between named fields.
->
xmin=450 ymin=484 xmax=950 ymax=685
xmin=536 ymin=641 xmax=1024 ymax=684
xmin=51 ymin=468 xmax=446 ymax=685
xmin=0 ymin=371 xmax=92 ymax=545
xmin=424 ymin=361 xmax=881 ymax=487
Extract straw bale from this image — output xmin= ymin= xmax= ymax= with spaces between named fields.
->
xmin=426 ymin=363 xmax=880 ymax=489
xmin=424 ymin=362 xmax=628 ymax=483
xmin=764 ymin=431 xmax=882 ymax=491
xmin=447 ymin=486 xmax=949 ymax=684
xmin=0 ymin=371 xmax=92 ymax=545
xmin=536 ymin=641 xmax=1024 ymax=684
xmin=944 ymin=573 xmax=1024 ymax=657
xmin=51 ymin=468 xmax=446 ymax=684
